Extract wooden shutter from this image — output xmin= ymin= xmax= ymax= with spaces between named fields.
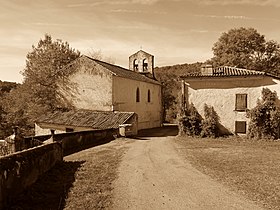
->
xmin=235 ymin=94 xmax=247 ymax=111
xmin=235 ymin=121 xmax=246 ymax=133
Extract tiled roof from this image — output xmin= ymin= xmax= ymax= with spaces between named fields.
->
xmin=181 ymin=66 xmax=265 ymax=78
xmin=84 ymin=56 xmax=161 ymax=85
xmin=36 ymin=110 xmax=135 ymax=130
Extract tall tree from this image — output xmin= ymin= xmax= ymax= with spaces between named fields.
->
xmin=211 ymin=27 xmax=280 ymax=73
xmin=22 ymin=34 xmax=80 ymax=112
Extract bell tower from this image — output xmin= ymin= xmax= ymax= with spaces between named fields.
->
xmin=129 ymin=50 xmax=154 ymax=78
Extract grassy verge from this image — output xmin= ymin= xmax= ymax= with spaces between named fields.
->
xmin=9 ymin=139 xmax=129 ymax=210
xmin=175 ymin=137 xmax=280 ymax=210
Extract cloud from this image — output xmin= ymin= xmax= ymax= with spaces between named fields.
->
xmin=131 ymin=0 xmax=160 ymax=4
xmin=193 ymin=0 xmax=280 ymax=7
xmin=109 ymin=9 xmax=166 ymax=14
xmin=195 ymin=14 xmax=253 ymax=20
xmin=194 ymin=14 xmax=280 ymax=23
xmin=67 ymin=0 xmax=162 ymax=7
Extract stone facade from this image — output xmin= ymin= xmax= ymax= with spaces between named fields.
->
xmin=129 ymin=50 xmax=154 ymax=77
xmin=59 ymin=51 xmax=162 ymax=130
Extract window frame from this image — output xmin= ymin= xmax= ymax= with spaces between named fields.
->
xmin=235 ymin=121 xmax=246 ymax=134
xmin=235 ymin=93 xmax=247 ymax=111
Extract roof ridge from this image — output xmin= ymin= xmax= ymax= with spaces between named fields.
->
xmin=83 ymin=55 xmax=131 ymax=72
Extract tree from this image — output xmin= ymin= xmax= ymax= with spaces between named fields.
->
xmin=0 ymin=35 xmax=80 ymax=137
xmin=178 ymin=103 xmax=202 ymax=136
xmin=201 ymin=104 xmax=220 ymax=138
xmin=86 ymin=48 xmax=115 ymax=64
xmin=22 ymin=34 xmax=80 ymax=113
xmin=246 ymin=88 xmax=280 ymax=139
xmin=212 ymin=27 xmax=280 ymax=73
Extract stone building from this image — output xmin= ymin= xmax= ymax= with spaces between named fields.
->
xmin=181 ymin=66 xmax=280 ymax=135
xmin=35 ymin=50 xmax=162 ymax=135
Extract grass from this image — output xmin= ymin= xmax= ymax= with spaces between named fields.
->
xmin=175 ymin=136 xmax=280 ymax=209
xmin=8 ymin=139 xmax=129 ymax=210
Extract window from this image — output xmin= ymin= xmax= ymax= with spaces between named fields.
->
xmin=148 ymin=89 xmax=151 ymax=102
xmin=235 ymin=94 xmax=247 ymax=111
xmin=143 ymin=59 xmax=148 ymax=71
xmin=136 ymin=87 xmax=140 ymax=102
xmin=133 ymin=59 xmax=138 ymax=71
xmin=235 ymin=121 xmax=246 ymax=134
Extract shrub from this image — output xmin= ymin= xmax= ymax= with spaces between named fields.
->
xmin=247 ymin=88 xmax=280 ymax=139
xmin=178 ymin=103 xmax=202 ymax=136
xmin=201 ymin=104 xmax=220 ymax=138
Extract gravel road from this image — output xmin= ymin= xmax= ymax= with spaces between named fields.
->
xmin=112 ymin=135 xmax=263 ymax=210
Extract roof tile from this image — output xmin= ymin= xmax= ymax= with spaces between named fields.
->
xmin=36 ymin=110 xmax=135 ymax=130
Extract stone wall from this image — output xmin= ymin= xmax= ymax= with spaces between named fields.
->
xmin=25 ymin=129 xmax=116 ymax=156
xmin=0 ymin=142 xmax=63 ymax=209
xmin=54 ymin=129 xmax=116 ymax=156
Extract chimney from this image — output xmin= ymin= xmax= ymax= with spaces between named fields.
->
xmin=201 ymin=64 xmax=213 ymax=76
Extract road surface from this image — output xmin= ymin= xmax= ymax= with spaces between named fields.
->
xmin=112 ymin=132 xmax=263 ymax=210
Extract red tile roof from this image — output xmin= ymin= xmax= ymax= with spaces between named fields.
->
xmin=181 ymin=66 xmax=265 ymax=78
xmin=36 ymin=110 xmax=135 ymax=130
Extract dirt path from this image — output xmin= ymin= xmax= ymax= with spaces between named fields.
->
xmin=112 ymin=136 xmax=263 ymax=210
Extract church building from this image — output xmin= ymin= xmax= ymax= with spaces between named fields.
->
xmin=35 ymin=50 xmax=162 ymax=135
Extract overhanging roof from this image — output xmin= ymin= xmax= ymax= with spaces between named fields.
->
xmin=36 ymin=110 xmax=135 ymax=130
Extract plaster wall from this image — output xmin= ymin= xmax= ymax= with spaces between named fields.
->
xmin=186 ymin=76 xmax=280 ymax=134
xmin=113 ymin=76 xmax=162 ymax=129
xmin=61 ymin=57 xmax=113 ymax=111
xmin=35 ymin=123 xmax=92 ymax=136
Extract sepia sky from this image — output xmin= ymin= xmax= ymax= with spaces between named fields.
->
xmin=1 ymin=0 xmax=280 ymax=83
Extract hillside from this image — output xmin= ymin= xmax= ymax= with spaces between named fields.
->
xmin=154 ymin=62 xmax=203 ymax=78
xmin=154 ymin=62 xmax=203 ymax=123
xmin=0 ymin=80 xmax=18 ymax=96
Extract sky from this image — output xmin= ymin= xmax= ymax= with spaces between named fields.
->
xmin=1 ymin=0 xmax=280 ymax=83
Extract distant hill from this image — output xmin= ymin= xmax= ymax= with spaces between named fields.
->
xmin=154 ymin=62 xmax=203 ymax=79
xmin=0 ymin=80 xmax=18 ymax=97
xmin=154 ymin=62 xmax=203 ymax=123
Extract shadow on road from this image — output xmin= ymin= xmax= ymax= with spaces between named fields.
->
xmin=8 ymin=160 xmax=85 ymax=210
xmin=137 ymin=125 xmax=178 ymax=139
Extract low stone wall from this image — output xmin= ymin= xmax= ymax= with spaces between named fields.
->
xmin=53 ymin=129 xmax=116 ymax=156
xmin=24 ymin=129 xmax=116 ymax=156
xmin=0 ymin=142 xmax=63 ymax=209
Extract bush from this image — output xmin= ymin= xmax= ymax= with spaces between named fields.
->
xmin=178 ymin=103 xmax=202 ymax=136
xmin=247 ymin=88 xmax=280 ymax=139
xmin=201 ymin=104 xmax=220 ymax=138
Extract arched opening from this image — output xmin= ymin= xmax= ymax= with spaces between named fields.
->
xmin=143 ymin=59 xmax=148 ymax=71
xmin=147 ymin=89 xmax=151 ymax=102
xmin=136 ymin=87 xmax=140 ymax=102
xmin=133 ymin=59 xmax=138 ymax=71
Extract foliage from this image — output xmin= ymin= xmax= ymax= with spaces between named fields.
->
xmin=211 ymin=27 xmax=280 ymax=74
xmin=0 ymin=34 xmax=80 ymax=137
xmin=22 ymin=34 xmax=80 ymax=112
xmin=178 ymin=103 xmax=202 ymax=136
xmin=86 ymin=48 xmax=115 ymax=64
xmin=154 ymin=63 xmax=202 ymax=122
xmin=201 ymin=104 xmax=220 ymax=138
xmin=247 ymin=88 xmax=280 ymax=139
xmin=0 ymin=81 xmax=19 ymax=138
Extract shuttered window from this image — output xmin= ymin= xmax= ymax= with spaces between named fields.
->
xmin=235 ymin=94 xmax=247 ymax=111
xmin=235 ymin=121 xmax=246 ymax=134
